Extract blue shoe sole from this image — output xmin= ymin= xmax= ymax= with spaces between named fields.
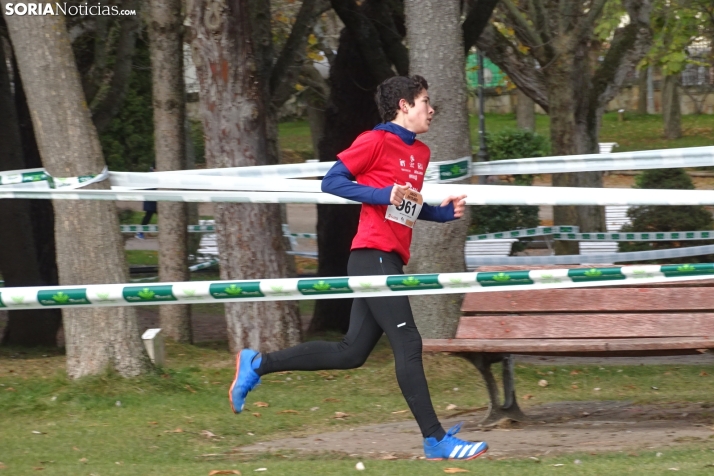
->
xmin=228 ymin=352 xmax=243 ymax=413
xmin=426 ymin=444 xmax=488 ymax=461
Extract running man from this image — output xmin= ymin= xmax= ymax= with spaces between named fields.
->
xmin=229 ymin=75 xmax=488 ymax=461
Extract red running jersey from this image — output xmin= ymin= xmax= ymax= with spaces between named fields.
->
xmin=337 ymin=130 xmax=430 ymax=265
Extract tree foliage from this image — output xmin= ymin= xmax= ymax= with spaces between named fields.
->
xmin=469 ymin=129 xmax=548 ymax=252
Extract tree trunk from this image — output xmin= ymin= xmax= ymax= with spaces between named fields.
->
xmin=0 ymin=35 xmax=60 ymax=347
xmin=149 ymin=0 xmax=191 ymax=343
xmin=188 ymin=0 xmax=301 ymax=352
xmin=404 ymin=0 xmax=471 ymax=339
xmin=516 ymin=88 xmax=535 ymax=131
xmin=185 ymin=118 xmax=201 ymax=263
xmin=663 ymin=73 xmax=682 ymax=140
xmin=637 ymin=68 xmax=648 ymax=114
xmin=309 ymin=26 xmax=380 ymax=334
xmin=548 ymin=56 xmax=605 ymax=255
xmin=3 ymin=8 xmax=150 ymax=377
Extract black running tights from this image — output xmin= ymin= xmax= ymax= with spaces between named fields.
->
xmin=256 ymin=248 xmax=445 ymax=440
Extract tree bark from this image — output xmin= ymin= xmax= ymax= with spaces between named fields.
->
xmin=309 ymin=25 xmax=378 ymax=334
xmin=404 ymin=0 xmax=472 ymax=339
xmin=0 ymin=35 xmax=60 ymax=347
xmin=662 ymin=73 xmax=682 ymax=140
xmin=149 ymin=0 xmax=191 ymax=343
xmin=3 ymin=7 xmax=150 ymax=377
xmin=637 ymin=68 xmax=648 ymax=114
xmin=188 ymin=0 xmax=301 ymax=352
xmin=516 ymin=87 xmax=535 ymax=131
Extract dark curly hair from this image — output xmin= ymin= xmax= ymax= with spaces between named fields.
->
xmin=375 ymin=75 xmax=429 ymax=123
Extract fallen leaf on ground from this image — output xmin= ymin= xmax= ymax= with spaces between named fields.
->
xmin=552 ymin=463 xmax=564 ymax=467
xmin=165 ymin=428 xmax=183 ymax=433
xmin=443 ymin=468 xmax=469 ymax=473
xmin=32 ymin=467 xmax=43 ymax=471
xmin=148 ymin=422 xmax=158 ymax=425
xmin=380 ymin=454 xmax=398 ymax=460
xmin=185 ymin=385 xmax=196 ymax=393
xmin=254 ymin=402 xmax=269 ymax=408
xmin=570 ymin=370 xmax=580 ymax=375
xmin=31 ymin=431 xmax=45 ymax=435
xmin=445 ymin=404 xmax=458 ymax=411
xmin=334 ymin=412 xmax=349 ymax=419
xmin=323 ymin=398 xmax=341 ymax=403
xmin=79 ymin=458 xmax=88 ymax=463
xmin=571 ymin=384 xmax=579 ymax=389
xmin=5 ymin=388 xmax=15 ymax=392
xmin=522 ymin=394 xmax=534 ymax=400
xmin=254 ymin=469 xmax=267 ymax=472
xmin=201 ymin=430 xmax=217 ymax=438
xmin=278 ymin=410 xmax=299 ymax=414
xmin=538 ymin=380 xmax=548 ymax=387
xmin=0 ymin=462 xmax=6 ymax=470
xmin=701 ymin=371 xmax=709 ymax=377
xmin=392 ymin=409 xmax=409 ymax=414
xmin=208 ymin=471 xmax=241 ymax=475
xmin=252 ymin=413 xmax=261 ymax=418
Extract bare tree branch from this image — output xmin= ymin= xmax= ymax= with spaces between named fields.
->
xmin=501 ymin=0 xmax=541 ymax=48
xmin=270 ymin=0 xmax=331 ymax=105
xmin=369 ymin=0 xmax=409 ymax=75
xmin=571 ymin=0 xmax=608 ymax=44
xmin=528 ymin=0 xmax=552 ymax=45
xmin=92 ymin=0 xmax=140 ymax=132
xmin=330 ymin=0 xmax=396 ymax=82
xmin=462 ymin=0 xmax=500 ymax=53
xmin=476 ymin=24 xmax=549 ymax=111
xmin=591 ymin=0 xmax=653 ymax=110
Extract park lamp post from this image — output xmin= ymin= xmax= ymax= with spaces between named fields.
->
xmin=476 ymin=49 xmax=489 ymax=185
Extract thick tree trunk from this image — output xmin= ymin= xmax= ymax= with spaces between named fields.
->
xmin=516 ymin=87 xmax=536 ymax=131
xmin=663 ymin=73 xmax=682 ymax=140
xmin=149 ymin=0 xmax=191 ymax=343
xmin=0 ymin=36 xmax=60 ymax=347
xmin=189 ymin=0 xmax=301 ymax=352
xmin=404 ymin=0 xmax=471 ymax=339
xmin=3 ymin=9 xmax=150 ymax=377
xmin=637 ymin=68 xmax=648 ymax=114
xmin=310 ymin=26 xmax=376 ymax=334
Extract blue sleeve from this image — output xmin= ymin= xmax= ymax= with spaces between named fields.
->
xmin=419 ymin=202 xmax=457 ymax=223
xmin=321 ymin=160 xmax=392 ymax=205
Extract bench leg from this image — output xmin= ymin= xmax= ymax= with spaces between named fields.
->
xmin=457 ymin=352 xmax=526 ymax=426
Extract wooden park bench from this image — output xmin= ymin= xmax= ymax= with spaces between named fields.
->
xmin=423 ymin=266 xmax=714 ymax=425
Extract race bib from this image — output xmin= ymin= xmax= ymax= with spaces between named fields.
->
xmin=385 ymin=189 xmax=423 ymax=228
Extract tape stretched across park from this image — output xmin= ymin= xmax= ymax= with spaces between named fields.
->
xmin=4 ymin=146 xmax=714 ymax=186
xmin=9 ymin=182 xmax=714 ymax=206
xmin=466 ymin=244 xmax=714 ymax=266
xmin=466 ymin=227 xmax=714 ymax=242
xmin=1 ymin=263 xmax=714 ymax=310
xmin=119 ymin=224 xmax=317 ymax=238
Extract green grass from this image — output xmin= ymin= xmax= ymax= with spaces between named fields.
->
xmin=3 ymin=342 xmax=714 ymax=474
xmin=277 ymin=113 xmax=714 ymax=158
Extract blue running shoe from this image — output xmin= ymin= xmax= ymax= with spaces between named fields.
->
xmin=423 ymin=423 xmax=488 ymax=461
xmin=229 ymin=349 xmax=261 ymax=413
xmin=135 ymin=232 xmax=145 ymax=240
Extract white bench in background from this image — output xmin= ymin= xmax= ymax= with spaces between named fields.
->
xmin=578 ymin=205 xmax=631 ymax=257
xmin=197 ymin=222 xmax=318 ymax=259
xmin=465 ymin=239 xmax=518 ymax=271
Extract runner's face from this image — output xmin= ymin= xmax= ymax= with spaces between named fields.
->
xmin=402 ymin=91 xmax=434 ymax=134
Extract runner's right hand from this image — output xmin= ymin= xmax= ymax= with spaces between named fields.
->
xmin=390 ymin=182 xmax=412 ymax=206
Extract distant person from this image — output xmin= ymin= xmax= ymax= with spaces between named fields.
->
xmin=135 ymin=164 xmax=157 ymax=240
xmin=228 ymin=76 xmax=488 ymax=461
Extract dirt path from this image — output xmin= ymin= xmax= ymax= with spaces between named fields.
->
xmin=238 ymin=400 xmax=714 ymax=460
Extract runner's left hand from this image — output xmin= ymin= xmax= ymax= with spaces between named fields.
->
xmin=440 ymin=195 xmax=467 ymax=218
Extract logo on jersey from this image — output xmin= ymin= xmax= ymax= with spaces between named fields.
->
xmin=399 ymin=159 xmax=406 ymax=167
xmin=417 ymin=163 xmax=423 ymax=170
xmin=410 ymin=155 xmax=415 ymax=168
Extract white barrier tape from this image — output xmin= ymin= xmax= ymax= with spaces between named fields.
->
xmin=7 ymin=184 xmax=714 ymax=206
xmin=466 ymin=244 xmax=714 ymax=266
xmin=2 ymin=263 xmax=713 ymax=310
xmin=467 ymin=228 xmax=714 ymax=242
xmin=108 ymin=171 xmax=321 ymax=192
xmin=472 ymin=146 xmax=714 ymax=175
xmin=1 ymin=167 xmax=109 ymax=190
xmin=425 ymin=156 xmax=472 ymax=183
xmin=554 ymin=231 xmax=714 ymax=241
xmin=467 ymin=226 xmax=579 ymax=241
xmin=0 ymin=168 xmax=48 ymax=185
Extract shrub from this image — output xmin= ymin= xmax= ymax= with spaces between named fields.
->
xmin=619 ymin=168 xmax=714 ymax=263
xmin=470 ymin=129 xmax=549 ymax=253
